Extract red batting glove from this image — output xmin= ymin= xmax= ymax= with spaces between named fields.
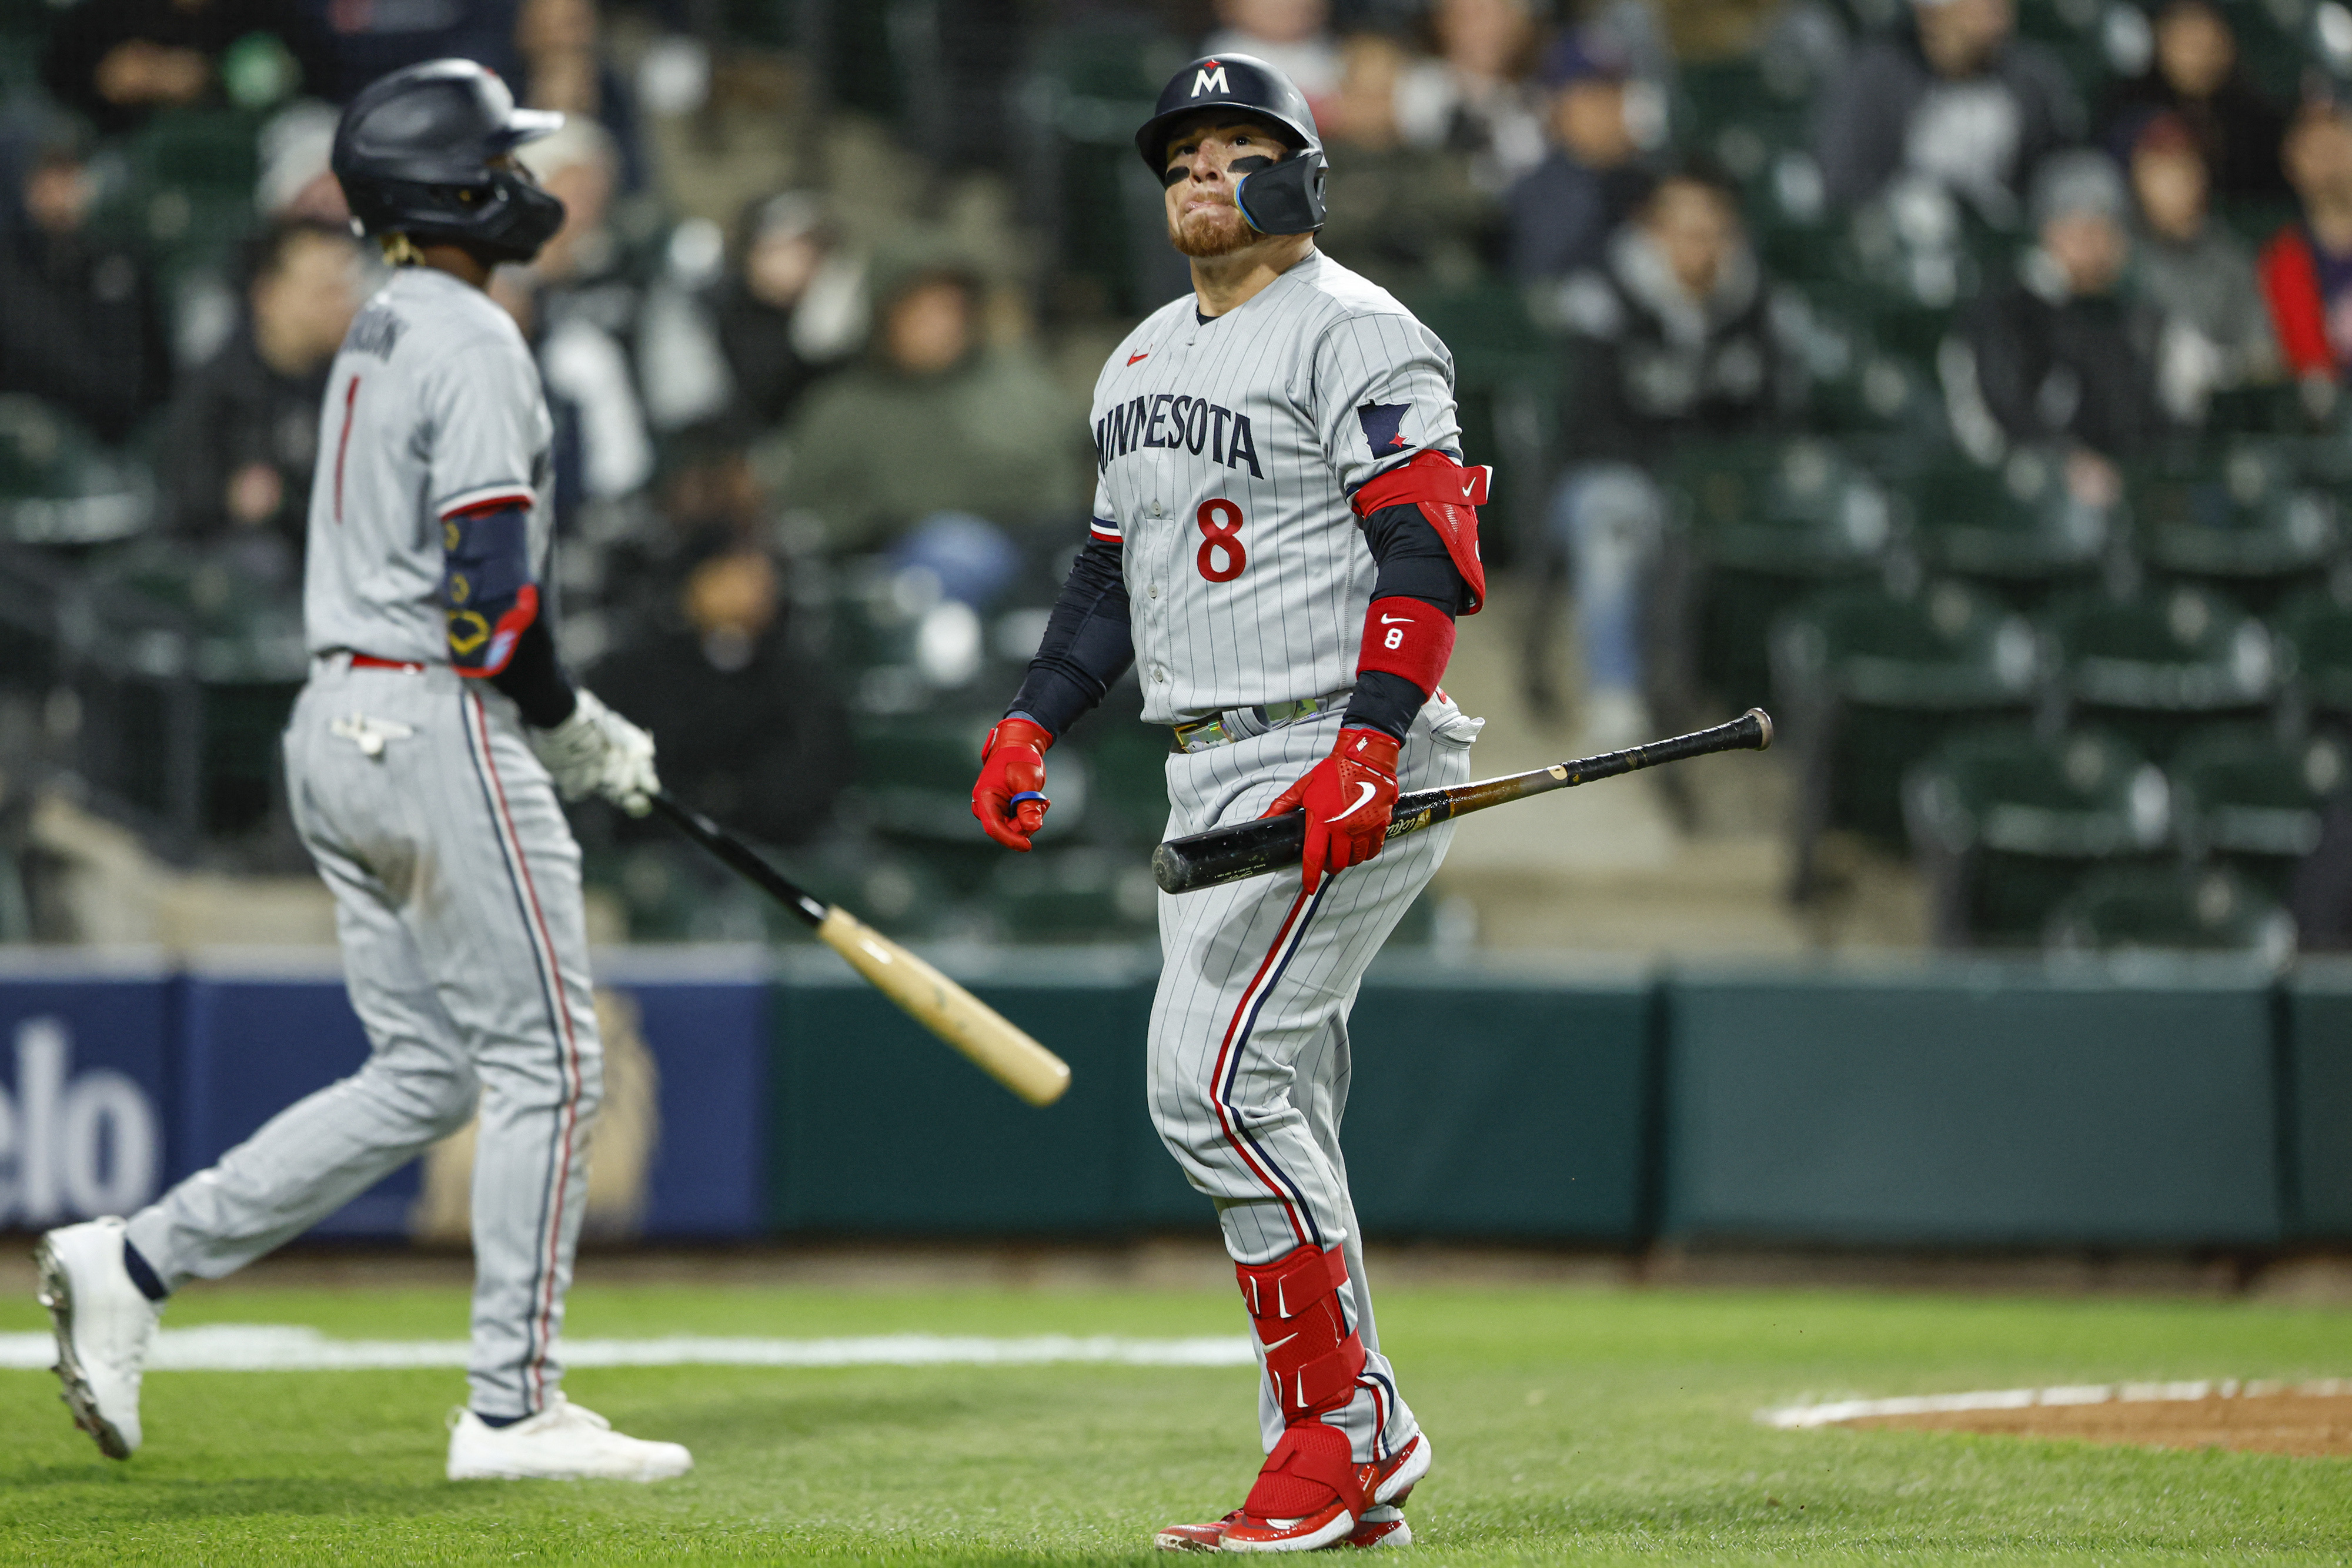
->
xmin=973 ymin=717 xmax=1054 ymax=851
xmin=1261 ymin=727 xmax=1401 ymax=892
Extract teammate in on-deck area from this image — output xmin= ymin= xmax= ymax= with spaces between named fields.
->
xmin=34 ymin=60 xmax=691 ymax=1483
xmin=973 ymin=54 xmax=1489 ymax=1553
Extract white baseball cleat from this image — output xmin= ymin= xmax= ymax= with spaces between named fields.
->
xmin=446 ymin=1398 xmax=693 ymax=1482
xmin=35 ymin=1217 xmax=160 ymax=1460
xmin=1348 ymin=1506 xmax=1413 ymax=1547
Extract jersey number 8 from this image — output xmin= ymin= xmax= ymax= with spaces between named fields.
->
xmin=1195 ymin=499 xmax=1245 ymax=583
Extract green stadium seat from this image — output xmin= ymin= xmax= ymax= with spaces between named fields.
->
xmin=1905 ymin=725 xmax=2173 ymax=945
xmin=2273 ymin=586 xmax=2352 ymax=719
xmin=1905 ymin=449 xmax=2112 ymax=596
xmin=984 ymin=845 xmax=1157 ymax=942
xmin=2166 ymin=722 xmax=2343 ymax=899
xmin=2044 ymin=862 xmax=2296 ymax=962
xmin=1061 ymin=715 xmax=1170 ymax=847
xmin=1787 ymin=300 xmax=1943 ymax=445
xmin=2128 ymin=442 xmax=2337 ymax=609
xmin=1670 ymin=436 xmax=1893 ymax=703
xmin=2044 ymin=584 xmax=2279 ymax=758
xmin=1774 ymin=579 xmax=2043 ymax=893
xmin=848 ymin=711 xmax=996 ymax=841
xmin=0 ymin=396 xmax=153 ymax=546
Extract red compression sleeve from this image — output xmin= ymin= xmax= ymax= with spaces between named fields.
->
xmin=1357 ymin=594 xmax=1455 ymax=695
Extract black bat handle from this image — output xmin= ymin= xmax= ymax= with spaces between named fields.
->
xmin=1150 ymin=810 xmax=1309 ymax=897
xmin=650 ymin=791 xmax=831 ymax=928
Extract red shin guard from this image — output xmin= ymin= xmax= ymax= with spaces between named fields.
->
xmin=1235 ymin=1245 xmax=1368 ymax=1520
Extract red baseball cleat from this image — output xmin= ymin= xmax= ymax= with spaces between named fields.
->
xmin=1152 ymin=1432 xmax=1431 ymax=1553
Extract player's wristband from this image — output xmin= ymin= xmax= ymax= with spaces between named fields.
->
xmin=1355 ymin=595 xmax=1454 ymax=694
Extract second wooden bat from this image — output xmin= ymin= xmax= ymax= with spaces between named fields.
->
xmin=1152 ymin=708 xmax=1773 ymax=895
xmin=650 ymin=793 xmax=1071 ymax=1106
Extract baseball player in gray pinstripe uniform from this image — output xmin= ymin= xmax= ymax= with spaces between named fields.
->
xmin=973 ymin=55 xmax=1488 ymax=1553
xmin=34 ymin=61 xmax=690 ymax=1483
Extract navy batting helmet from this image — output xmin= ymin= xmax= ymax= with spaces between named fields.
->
xmin=333 ymin=59 xmax=567 ymax=263
xmin=1135 ymin=54 xmax=1326 ymax=235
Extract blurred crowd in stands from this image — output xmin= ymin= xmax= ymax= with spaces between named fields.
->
xmin=2 ymin=0 xmax=2351 ymax=955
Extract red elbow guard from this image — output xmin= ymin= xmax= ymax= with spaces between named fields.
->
xmin=1357 ymin=594 xmax=1454 ymax=694
xmin=1350 ymin=450 xmax=1489 ymax=614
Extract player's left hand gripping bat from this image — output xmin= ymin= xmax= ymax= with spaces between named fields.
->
xmin=650 ymin=792 xmax=1071 ymax=1106
xmin=1152 ymin=708 xmax=1773 ymax=895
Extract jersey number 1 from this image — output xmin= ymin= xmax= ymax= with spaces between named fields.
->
xmin=1195 ymin=499 xmax=1245 ymax=583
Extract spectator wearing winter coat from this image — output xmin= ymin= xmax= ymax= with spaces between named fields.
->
xmin=2101 ymin=0 xmax=2288 ymax=205
xmin=2127 ymin=112 xmax=2278 ymax=422
xmin=161 ymin=220 xmax=363 ymax=582
xmin=761 ymin=252 xmax=1087 ymax=556
xmin=1536 ymin=170 xmax=1797 ymax=742
xmin=1395 ymin=0 xmax=1548 ymax=195
xmin=1504 ymin=29 xmax=1655 ymax=285
xmin=2260 ymin=98 xmax=2352 ymax=392
xmin=0 ymin=131 xmax=171 ymax=446
xmin=1317 ymin=34 xmax=1499 ymax=295
xmin=1812 ymin=0 xmax=2082 ymax=223
xmin=41 ymin=0 xmax=329 ymax=134
xmin=711 ymin=192 xmax=865 ymax=436
xmin=592 ymin=529 xmax=853 ymax=849
xmin=1955 ymin=151 xmax=2172 ymax=464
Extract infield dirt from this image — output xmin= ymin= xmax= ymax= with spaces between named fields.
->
xmin=1845 ymin=1384 xmax=2352 ymax=1457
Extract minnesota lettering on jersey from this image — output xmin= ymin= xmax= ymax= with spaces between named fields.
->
xmin=1094 ymin=392 xmax=1262 ymax=478
xmin=345 ymin=304 xmax=406 ymax=362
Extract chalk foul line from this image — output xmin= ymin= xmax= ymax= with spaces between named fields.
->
xmin=0 ymin=1326 xmax=1255 ymax=1373
xmin=1762 ymin=1376 xmax=2352 ymax=1430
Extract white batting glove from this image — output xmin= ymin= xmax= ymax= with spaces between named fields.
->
xmin=530 ymin=688 xmax=659 ymax=815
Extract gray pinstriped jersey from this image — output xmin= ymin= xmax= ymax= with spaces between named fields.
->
xmin=1088 ymin=251 xmax=1462 ymax=726
xmin=302 ymin=265 xmax=554 ymax=664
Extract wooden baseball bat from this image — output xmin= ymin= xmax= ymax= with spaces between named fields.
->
xmin=650 ymin=792 xmax=1071 ymax=1107
xmin=1152 ymin=708 xmax=1774 ymax=895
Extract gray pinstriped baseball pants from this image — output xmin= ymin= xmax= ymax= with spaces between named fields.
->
xmin=1150 ymin=700 xmax=1476 ymax=1466
xmin=125 ymin=657 xmax=602 ymax=1418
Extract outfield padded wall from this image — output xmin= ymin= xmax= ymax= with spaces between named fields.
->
xmin=761 ymin=957 xmax=1658 ymax=1242
xmin=2284 ymin=960 xmax=2352 ymax=1239
xmin=0 ymin=950 xmax=2328 ymax=1246
xmin=1663 ymin=964 xmax=2284 ymax=1246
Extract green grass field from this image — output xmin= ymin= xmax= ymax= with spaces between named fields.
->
xmin=2 ymin=1274 xmax=2348 ymax=1564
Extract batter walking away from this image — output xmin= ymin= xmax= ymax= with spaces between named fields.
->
xmin=971 ymin=54 xmax=1488 ymax=1553
xmin=34 ymin=60 xmax=690 ymax=1484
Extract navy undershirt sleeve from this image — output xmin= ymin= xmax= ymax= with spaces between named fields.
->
xmin=1007 ymin=534 xmax=1134 ymax=740
xmin=490 ymin=617 xmax=579 ymax=729
xmin=1341 ymin=503 xmax=1471 ymax=741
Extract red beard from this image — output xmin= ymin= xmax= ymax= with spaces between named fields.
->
xmin=1168 ymin=199 xmax=1254 ymax=258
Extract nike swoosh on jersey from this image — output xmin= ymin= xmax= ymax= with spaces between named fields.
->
xmin=1128 ymin=351 xmax=1150 ymax=365
xmin=1326 ymin=781 xmax=1381 ymax=823
xmin=1378 ymin=613 xmax=1413 ymax=624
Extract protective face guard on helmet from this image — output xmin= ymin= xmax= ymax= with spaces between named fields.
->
xmin=1230 ymin=149 xmax=1326 ymax=235
xmin=361 ymin=165 xmax=567 ymax=264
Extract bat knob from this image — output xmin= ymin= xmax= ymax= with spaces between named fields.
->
xmin=1746 ymin=707 xmax=1774 ymax=750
